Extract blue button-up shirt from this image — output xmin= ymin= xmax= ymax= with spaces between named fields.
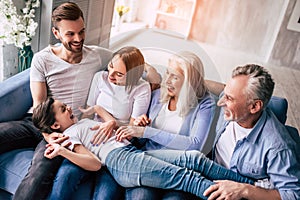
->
xmin=213 ymin=107 xmax=300 ymax=200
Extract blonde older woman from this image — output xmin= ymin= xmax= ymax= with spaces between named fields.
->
xmin=116 ymin=51 xmax=216 ymax=200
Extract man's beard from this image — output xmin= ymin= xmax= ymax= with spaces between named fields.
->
xmin=62 ymin=40 xmax=84 ymax=53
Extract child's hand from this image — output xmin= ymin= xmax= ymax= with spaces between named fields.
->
xmin=90 ymin=120 xmax=116 ymax=145
xmin=44 ymin=143 xmax=61 ymax=159
xmin=133 ymin=114 xmax=151 ymax=126
xmin=43 ymin=132 xmax=70 ymax=146
xmin=43 ymin=132 xmax=71 ymax=147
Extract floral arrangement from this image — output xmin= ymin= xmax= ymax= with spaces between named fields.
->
xmin=115 ymin=4 xmax=130 ymax=18
xmin=0 ymin=0 xmax=40 ymax=49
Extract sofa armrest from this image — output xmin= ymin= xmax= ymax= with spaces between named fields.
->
xmin=0 ymin=69 xmax=32 ymax=122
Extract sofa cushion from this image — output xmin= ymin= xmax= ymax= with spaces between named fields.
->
xmin=0 ymin=69 xmax=32 ymax=122
xmin=0 ymin=148 xmax=96 ymax=199
xmin=0 ymin=148 xmax=33 ymax=194
xmin=267 ymin=96 xmax=287 ymax=124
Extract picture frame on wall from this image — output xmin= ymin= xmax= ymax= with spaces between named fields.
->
xmin=287 ymin=0 xmax=300 ymax=32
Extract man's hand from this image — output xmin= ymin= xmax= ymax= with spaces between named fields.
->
xmin=43 ymin=132 xmax=70 ymax=146
xmin=115 ymin=126 xmax=145 ymax=141
xmin=203 ymin=180 xmax=246 ymax=200
xmin=133 ymin=114 xmax=151 ymax=126
xmin=90 ymin=120 xmax=116 ymax=145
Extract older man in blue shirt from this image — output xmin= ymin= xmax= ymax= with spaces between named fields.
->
xmin=205 ymin=64 xmax=300 ymax=200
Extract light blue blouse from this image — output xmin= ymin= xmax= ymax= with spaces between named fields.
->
xmin=143 ymin=89 xmax=216 ymax=151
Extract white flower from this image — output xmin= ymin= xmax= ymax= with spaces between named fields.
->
xmin=0 ymin=0 xmax=40 ymax=49
xmin=22 ymin=8 xmax=29 ymax=14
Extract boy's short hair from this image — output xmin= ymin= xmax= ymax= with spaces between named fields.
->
xmin=33 ymin=97 xmax=56 ymax=133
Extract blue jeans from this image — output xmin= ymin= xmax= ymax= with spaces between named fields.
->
xmin=49 ymin=159 xmax=92 ymax=200
xmin=49 ymin=160 xmax=124 ymax=200
xmin=93 ymin=167 xmax=125 ymax=200
xmin=126 ymin=187 xmax=201 ymax=200
xmin=106 ymin=145 xmax=254 ymax=199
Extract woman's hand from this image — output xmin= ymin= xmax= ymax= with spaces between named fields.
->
xmin=133 ymin=114 xmax=151 ymax=126
xmin=115 ymin=126 xmax=145 ymax=141
xmin=79 ymin=106 xmax=95 ymax=116
xmin=90 ymin=120 xmax=117 ymax=145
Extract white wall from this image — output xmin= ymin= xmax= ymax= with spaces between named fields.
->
xmin=136 ymin=0 xmax=160 ymax=27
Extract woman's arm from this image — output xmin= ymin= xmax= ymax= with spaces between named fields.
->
xmin=116 ymin=94 xmax=216 ymax=151
xmin=94 ymin=105 xmax=117 ymax=124
xmin=131 ymin=82 xmax=151 ymax=123
xmin=44 ymin=143 xmax=101 ymax=171
xmin=143 ymin=95 xmax=216 ymax=151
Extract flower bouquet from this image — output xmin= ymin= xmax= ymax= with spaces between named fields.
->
xmin=0 ymin=0 xmax=40 ymax=72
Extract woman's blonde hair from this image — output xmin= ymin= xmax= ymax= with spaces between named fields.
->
xmin=160 ymin=51 xmax=208 ymax=116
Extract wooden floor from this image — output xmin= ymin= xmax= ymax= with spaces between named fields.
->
xmin=109 ymin=28 xmax=299 ymax=132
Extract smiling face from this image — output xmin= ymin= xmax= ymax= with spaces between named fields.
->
xmin=107 ymin=55 xmax=127 ymax=85
xmin=51 ymin=100 xmax=77 ymax=132
xmin=165 ymin=60 xmax=185 ymax=99
xmin=52 ymin=17 xmax=85 ymax=53
xmin=217 ymin=75 xmax=252 ymax=126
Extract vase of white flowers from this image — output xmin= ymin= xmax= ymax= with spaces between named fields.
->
xmin=0 ymin=0 xmax=40 ymax=72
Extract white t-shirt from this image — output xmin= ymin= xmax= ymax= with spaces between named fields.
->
xmin=30 ymin=45 xmax=111 ymax=118
xmin=152 ymin=103 xmax=183 ymax=134
xmin=65 ymin=119 xmax=130 ymax=165
xmin=215 ymin=121 xmax=252 ymax=168
xmin=87 ymin=71 xmax=151 ymax=124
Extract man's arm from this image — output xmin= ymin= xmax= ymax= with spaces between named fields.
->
xmin=203 ymin=180 xmax=281 ymax=200
xmin=144 ymin=64 xmax=161 ymax=91
xmin=30 ymin=81 xmax=48 ymax=140
xmin=205 ymin=80 xmax=225 ymax=96
xmin=30 ymin=81 xmax=47 ymax=108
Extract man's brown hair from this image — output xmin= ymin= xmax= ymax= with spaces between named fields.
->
xmin=52 ymin=2 xmax=84 ymax=28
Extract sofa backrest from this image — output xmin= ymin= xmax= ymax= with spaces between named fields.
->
xmin=267 ymin=96 xmax=287 ymax=124
xmin=0 ymin=69 xmax=32 ymax=122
